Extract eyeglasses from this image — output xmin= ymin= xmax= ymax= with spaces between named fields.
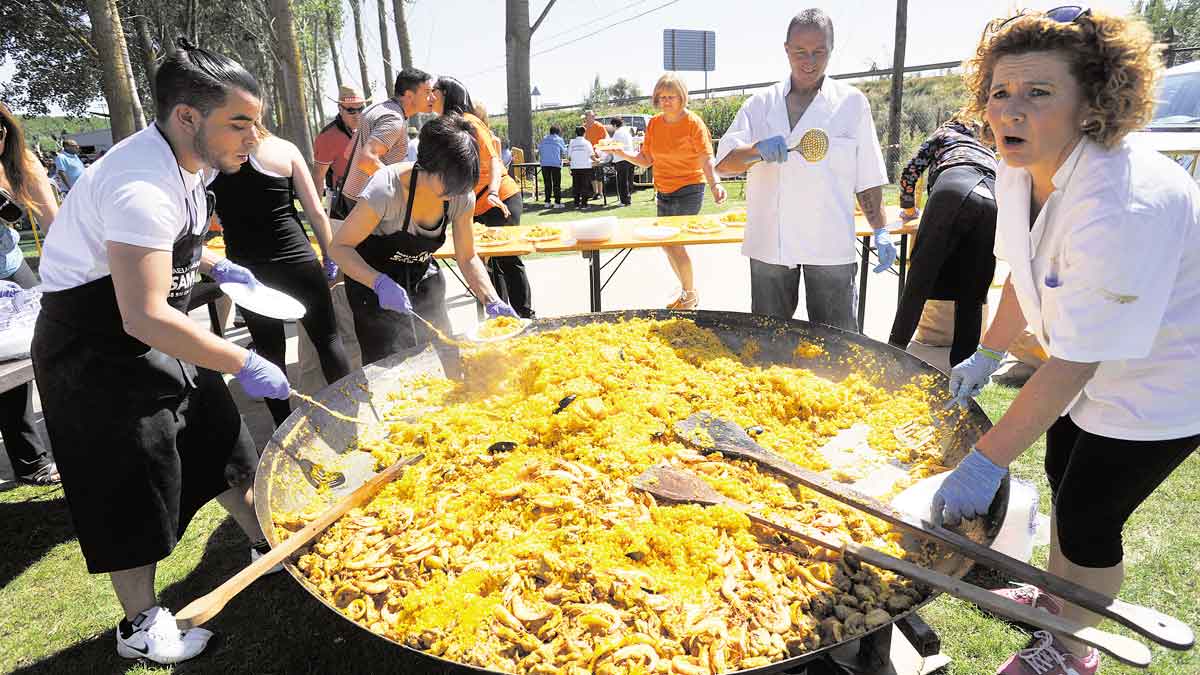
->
xmin=340 ymin=106 xmax=364 ymax=114
xmin=0 ymin=125 xmax=7 ymax=144
xmin=985 ymin=5 xmax=1091 ymax=38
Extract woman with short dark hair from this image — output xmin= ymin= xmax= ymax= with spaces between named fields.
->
xmin=935 ymin=9 xmax=1200 ymax=674
xmin=433 ymin=77 xmax=532 ymax=318
xmin=330 ymin=114 xmax=511 ymax=363
xmin=537 ymin=125 xmax=567 ymax=207
xmin=608 ymin=116 xmax=635 ymax=205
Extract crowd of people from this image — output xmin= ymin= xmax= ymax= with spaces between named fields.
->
xmin=0 ymin=6 xmax=1195 ymax=675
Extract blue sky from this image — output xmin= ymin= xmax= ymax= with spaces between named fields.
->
xmin=0 ymin=0 xmax=1135 ymax=118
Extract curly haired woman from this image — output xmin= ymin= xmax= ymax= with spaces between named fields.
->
xmin=934 ymin=8 xmax=1200 ymax=674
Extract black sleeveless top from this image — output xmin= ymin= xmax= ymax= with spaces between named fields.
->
xmin=209 ymin=157 xmax=315 ymax=265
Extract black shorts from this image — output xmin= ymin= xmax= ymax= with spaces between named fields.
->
xmin=1046 ymin=415 xmax=1199 ymax=568
xmin=32 ymin=314 xmax=258 ymax=573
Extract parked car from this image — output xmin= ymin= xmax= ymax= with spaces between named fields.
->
xmin=1126 ymin=60 xmax=1200 ymax=178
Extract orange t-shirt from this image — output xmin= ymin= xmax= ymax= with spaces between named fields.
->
xmin=643 ymin=110 xmax=714 ymax=195
xmin=464 ymin=113 xmax=519 ymax=216
xmin=584 ymin=120 xmax=608 ymax=147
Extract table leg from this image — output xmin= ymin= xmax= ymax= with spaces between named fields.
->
xmin=587 ymin=250 xmax=602 ymax=312
xmin=533 ymin=167 xmax=540 ymax=202
xmin=857 ymin=236 xmax=870 ymax=333
xmin=897 ymin=233 xmax=909 ymax=306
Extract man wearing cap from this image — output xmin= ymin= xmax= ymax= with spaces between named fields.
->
xmin=715 ymin=9 xmax=895 ymax=332
xmin=53 ymin=139 xmax=86 ymax=194
xmin=312 ymin=84 xmax=366 ymax=198
xmin=583 ymin=110 xmax=608 ymax=200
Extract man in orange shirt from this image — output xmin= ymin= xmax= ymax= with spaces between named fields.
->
xmin=583 ymin=110 xmax=608 ymax=199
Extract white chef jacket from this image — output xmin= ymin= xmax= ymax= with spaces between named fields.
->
xmin=994 ymin=138 xmax=1200 ymax=441
xmin=716 ymin=77 xmax=888 ymax=266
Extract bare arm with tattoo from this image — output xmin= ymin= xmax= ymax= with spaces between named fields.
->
xmin=856 ymin=186 xmax=887 ymax=230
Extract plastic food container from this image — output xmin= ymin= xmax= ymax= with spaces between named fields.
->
xmin=570 ymin=217 xmax=616 ymax=242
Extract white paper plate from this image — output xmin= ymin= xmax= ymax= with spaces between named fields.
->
xmin=466 ymin=318 xmax=533 ymax=343
xmin=632 ymin=225 xmax=680 ymax=241
xmin=220 ymin=282 xmax=307 ymax=321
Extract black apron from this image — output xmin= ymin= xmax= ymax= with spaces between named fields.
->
xmin=31 ymin=169 xmax=257 ymax=574
xmin=343 ymin=166 xmax=452 ymax=365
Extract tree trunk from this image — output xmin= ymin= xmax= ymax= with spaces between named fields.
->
xmin=85 ymin=0 xmax=141 ymax=142
xmin=886 ymin=0 xmax=908 ymax=182
xmin=505 ymin=0 xmax=533 ymax=158
xmin=348 ymin=0 xmax=372 ymax=99
xmin=376 ymin=0 xmax=394 ymax=97
xmin=392 ymin=0 xmax=413 ymax=70
xmin=133 ymin=11 xmax=159 ymax=105
xmin=325 ymin=9 xmax=343 ymax=88
xmin=269 ymin=0 xmax=314 ymax=166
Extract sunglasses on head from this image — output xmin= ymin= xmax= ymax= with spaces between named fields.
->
xmin=340 ymin=105 xmax=364 ymax=114
xmin=986 ymin=5 xmax=1091 ymax=38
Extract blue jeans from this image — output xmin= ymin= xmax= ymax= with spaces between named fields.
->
xmin=749 ymin=258 xmax=858 ymax=331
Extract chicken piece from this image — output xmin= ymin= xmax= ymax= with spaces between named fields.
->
xmin=886 ymin=592 xmax=915 ymax=613
xmin=818 ymin=617 xmax=844 ymax=644
xmin=852 ymin=583 xmax=877 ymax=606
xmin=833 ymin=604 xmax=856 ymax=621
xmin=844 ymin=611 xmax=867 ymax=636
xmin=865 ymin=608 xmax=893 ymax=630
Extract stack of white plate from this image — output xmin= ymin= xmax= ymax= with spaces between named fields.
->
xmin=569 ymin=217 xmax=616 ymax=242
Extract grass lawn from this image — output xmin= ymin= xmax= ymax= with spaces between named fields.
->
xmin=2 ymin=381 xmax=1196 ymax=674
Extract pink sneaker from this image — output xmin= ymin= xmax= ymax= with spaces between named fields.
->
xmin=996 ymin=631 xmax=1100 ymax=675
xmin=992 ymin=583 xmax=1064 ymax=616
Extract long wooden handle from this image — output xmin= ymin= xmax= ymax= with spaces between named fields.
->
xmin=701 ymin=420 xmax=1193 ymax=651
xmin=175 ymin=453 xmax=423 ymax=629
xmin=743 ymin=512 xmax=1153 ymax=668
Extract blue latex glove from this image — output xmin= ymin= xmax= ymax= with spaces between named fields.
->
xmin=322 ymin=257 xmax=339 ymax=282
xmin=0 ymin=281 xmax=21 ymax=298
xmin=947 ymin=346 xmax=1006 ymax=408
xmin=485 ymin=300 xmax=520 ymax=319
xmin=754 ymin=136 xmax=789 ymax=164
xmin=931 ymin=448 xmax=1007 ymax=526
xmin=211 ymin=258 xmax=257 ymax=287
xmin=872 ymin=228 xmax=898 ymax=273
xmin=235 ymin=351 xmax=290 ymax=400
xmin=372 ymin=274 xmax=412 ymax=314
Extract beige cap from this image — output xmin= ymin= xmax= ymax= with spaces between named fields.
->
xmin=330 ymin=84 xmax=369 ymax=105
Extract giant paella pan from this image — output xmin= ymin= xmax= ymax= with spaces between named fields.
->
xmin=254 ymin=310 xmax=1006 ymax=675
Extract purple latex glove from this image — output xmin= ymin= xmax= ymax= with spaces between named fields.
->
xmin=211 ymin=258 xmax=258 ymax=287
xmin=372 ymin=274 xmax=412 ymax=314
xmin=485 ymin=300 xmax=519 ymax=319
xmin=235 ymin=351 xmax=290 ymax=400
xmin=322 ymin=257 xmax=339 ymax=282
xmin=0 ymin=281 xmax=21 ymax=298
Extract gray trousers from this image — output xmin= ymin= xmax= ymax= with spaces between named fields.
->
xmin=749 ymin=258 xmax=858 ymax=331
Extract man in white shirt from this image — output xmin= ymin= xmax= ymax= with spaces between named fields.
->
xmin=716 ymin=9 xmax=896 ymax=331
xmin=609 ymin=116 xmax=636 ymax=205
xmin=568 ymin=126 xmax=597 ymax=208
xmin=31 ymin=39 xmax=288 ymax=665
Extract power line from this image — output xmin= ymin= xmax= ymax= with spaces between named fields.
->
xmin=465 ymin=0 xmax=684 ymax=78
xmin=533 ymin=0 xmax=650 ymax=45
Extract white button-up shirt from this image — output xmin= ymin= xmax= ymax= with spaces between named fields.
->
xmin=717 ymin=77 xmax=888 ymax=266
xmin=994 ymin=138 xmax=1200 ymax=440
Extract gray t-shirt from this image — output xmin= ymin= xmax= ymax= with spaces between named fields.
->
xmin=342 ymin=99 xmax=408 ymax=199
xmin=360 ymin=163 xmax=475 ymax=242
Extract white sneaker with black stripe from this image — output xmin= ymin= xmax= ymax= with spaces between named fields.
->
xmin=115 ymin=606 xmax=212 ymax=664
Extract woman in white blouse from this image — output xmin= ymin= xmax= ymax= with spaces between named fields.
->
xmin=934 ymin=8 xmax=1200 ymax=675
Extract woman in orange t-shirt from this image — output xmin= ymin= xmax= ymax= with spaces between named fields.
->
xmin=433 ymin=77 xmax=534 ymax=318
xmin=610 ymin=73 xmax=726 ymax=309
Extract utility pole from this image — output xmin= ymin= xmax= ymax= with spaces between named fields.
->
xmin=887 ymin=0 xmax=908 ymax=182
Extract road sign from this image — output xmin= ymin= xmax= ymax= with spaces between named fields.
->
xmin=663 ymin=29 xmax=716 ymax=72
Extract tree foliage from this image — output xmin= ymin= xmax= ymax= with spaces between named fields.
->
xmin=0 ymin=1 xmax=104 ymax=115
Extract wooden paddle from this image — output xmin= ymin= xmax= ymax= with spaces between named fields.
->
xmin=175 ymin=452 xmax=424 ymax=629
xmin=675 ymin=412 xmax=1194 ymax=651
xmin=633 ymin=465 xmax=1154 ymax=668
